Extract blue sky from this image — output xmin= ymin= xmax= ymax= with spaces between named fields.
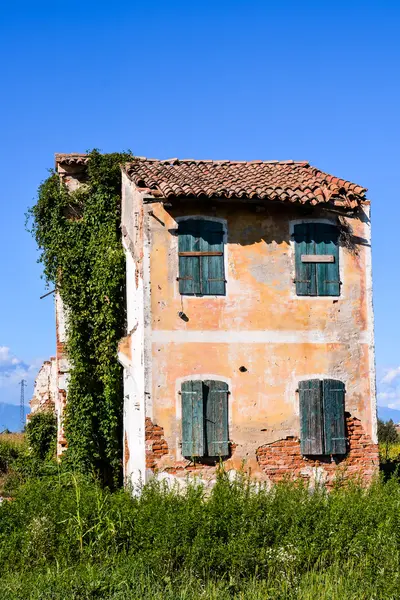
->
xmin=1 ymin=0 xmax=399 ymax=411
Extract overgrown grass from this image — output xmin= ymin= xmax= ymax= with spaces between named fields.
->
xmin=1 ymin=469 xmax=400 ymax=598
xmin=0 ymin=433 xmax=27 ymax=495
xmin=0 ymin=433 xmax=25 ymax=447
xmin=0 ymin=433 xmax=27 ymax=466
xmin=0 ymin=432 xmax=61 ymax=497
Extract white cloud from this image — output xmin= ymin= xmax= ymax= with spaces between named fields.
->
xmin=378 ymin=391 xmax=398 ymax=401
xmin=0 ymin=365 xmax=31 ymax=389
xmin=0 ymin=346 xmax=11 ymax=363
xmin=381 ymin=367 xmax=400 ymax=385
xmin=378 ymin=365 xmax=400 ymax=410
xmin=0 ymin=346 xmax=44 ymax=406
xmin=0 ymin=346 xmax=24 ymax=368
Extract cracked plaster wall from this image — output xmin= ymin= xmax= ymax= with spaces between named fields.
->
xmin=120 ymin=192 xmax=377 ymax=485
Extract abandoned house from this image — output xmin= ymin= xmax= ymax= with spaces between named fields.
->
xmin=49 ymin=154 xmax=378 ymax=487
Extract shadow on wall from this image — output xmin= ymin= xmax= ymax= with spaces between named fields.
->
xmin=164 ymin=200 xmax=370 ymax=249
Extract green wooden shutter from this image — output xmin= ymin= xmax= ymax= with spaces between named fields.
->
xmin=178 ymin=220 xmax=225 ymax=296
xmin=323 ymin=379 xmax=346 ymax=455
xmin=294 ymin=223 xmax=317 ymax=296
xmin=315 ymin=224 xmax=340 ymax=296
xmin=299 ymin=379 xmax=324 ymax=455
xmin=178 ymin=221 xmax=201 ymax=295
xmin=200 ymin=222 xmax=225 ymax=296
xmin=181 ymin=380 xmax=204 ymax=457
xmin=204 ymin=380 xmax=229 ymax=456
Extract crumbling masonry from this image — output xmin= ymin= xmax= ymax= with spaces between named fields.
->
xmin=51 ymin=154 xmax=378 ymax=487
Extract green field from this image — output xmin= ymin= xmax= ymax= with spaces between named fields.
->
xmin=1 ymin=459 xmax=400 ymax=599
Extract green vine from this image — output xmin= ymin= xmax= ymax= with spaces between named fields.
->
xmin=28 ymin=150 xmax=132 ymax=486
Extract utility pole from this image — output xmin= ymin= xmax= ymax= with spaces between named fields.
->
xmin=19 ymin=379 xmax=27 ymax=431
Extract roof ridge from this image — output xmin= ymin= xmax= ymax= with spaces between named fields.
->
xmin=130 ymin=157 xmax=310 ymax=166
xmin=55 ymin=154 xmax=310 ymax=167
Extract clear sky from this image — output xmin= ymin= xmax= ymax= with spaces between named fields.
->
xmin=1 ymin=0 xmax=399 ymax=411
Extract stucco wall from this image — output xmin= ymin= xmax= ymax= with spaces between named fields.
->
xmin=123 ymin=195 xmax=377 ymax=483
xmin=119 ymin=173 xmax=150 ymax=490
xmin=55 ymin=292 xmax=69 ymax=455
xmin=118 ymin=173 xmax=377 ymax=487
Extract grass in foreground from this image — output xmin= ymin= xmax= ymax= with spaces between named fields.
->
xmin=1 ymin=469 xmax=400 ymax=599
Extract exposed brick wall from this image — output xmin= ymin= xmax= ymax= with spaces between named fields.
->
xmin=145 ymin=417 xmax=238 ymax=475
xmin=256 ymin=414 xmax=379 ymax=486
xmin=145 ymin=413 xmax=378 ymax=485
xmin=153 ymin=442 xmax=238 ymax=477
xmin=56 ymin=341 xmax=65 ymax=355
xmin=145 ymin=417 xmax=169 ymax=469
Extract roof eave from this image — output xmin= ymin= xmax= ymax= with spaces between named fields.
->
xmin=55 ymin=153 xmax=88 ymax=170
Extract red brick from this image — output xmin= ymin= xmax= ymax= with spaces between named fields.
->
xmin=256 ymin=413 xmax=378 ymax=487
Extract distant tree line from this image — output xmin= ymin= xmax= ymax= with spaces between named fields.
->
xmin=378 ymin=419 xmax=399 ymax=445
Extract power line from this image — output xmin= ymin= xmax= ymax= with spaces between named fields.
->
xmin=19 ymin=379 xmax=27 ymax=431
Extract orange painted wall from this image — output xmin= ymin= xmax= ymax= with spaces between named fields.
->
xmin=145 ymin=199 xmax=375 ymax=477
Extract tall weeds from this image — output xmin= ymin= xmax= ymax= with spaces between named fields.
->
xmin=1 ymin=470 xmax=400 ymax=598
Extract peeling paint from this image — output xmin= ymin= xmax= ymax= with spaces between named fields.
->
xmin=120 ymin=191 xmax=377 ymax=486
xmin=52 ymin=158 xmax=377 ymax=487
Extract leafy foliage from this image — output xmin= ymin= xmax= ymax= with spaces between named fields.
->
xmin=28 ymin=151 xmax=131 ymax=486
xmin=2 ymin=472 xmax=400 ymax=598
xmin=377 ymin=418 xmax=399 ymax=444
xmin=26 ymin=412 xmax=57 ymax=461
xmin=378 ymin=418 xmax=400 ymax=465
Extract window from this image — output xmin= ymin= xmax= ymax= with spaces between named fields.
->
xmin=294 ymin=222 xmax=340 ymax=296
xmin=181 ymin=380 xmax=229 ymax=458
xmin=299 ymin=379 xmax=346 ymax=456
xmin=178 ymin=219 xmax=226 ymax=296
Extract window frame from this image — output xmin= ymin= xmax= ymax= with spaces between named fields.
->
xmin=174 ymin=216 xmax=228 ymax=298
xmin=289 ymin=219 xmax=344 ymax=300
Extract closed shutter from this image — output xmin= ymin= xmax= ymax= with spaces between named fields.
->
xmin=315 ymin=224 xmax=340 ymax=296
xmin=294 ymin=223 xmax=340 ymax=297
xmin=181 ymin=380 xmax=204 ymax=457
xmin=178 ymin=220 xmax=225 ymax=296
xmin=178 ymin=222 xmax=201 ymax=295
xmin=323 ymin=379 xmax=346 ymax=455
xmin=299 ymin=379 xmax=324 ymax=455
xmin=294 ymin=223 xmax=317 ymax=296
xmin=200 ymin=221 xmax=225 ymax=296
xmin=204 ymin=380 xmax=229 ymax=457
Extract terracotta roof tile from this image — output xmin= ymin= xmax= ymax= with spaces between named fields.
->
xmin=123 ymin=158 xmax=366 ymax=209
xmin=55 ymin=154 xmax=367 ymax=209
xmin=55 ymin=153 xmax=88 ymax=166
